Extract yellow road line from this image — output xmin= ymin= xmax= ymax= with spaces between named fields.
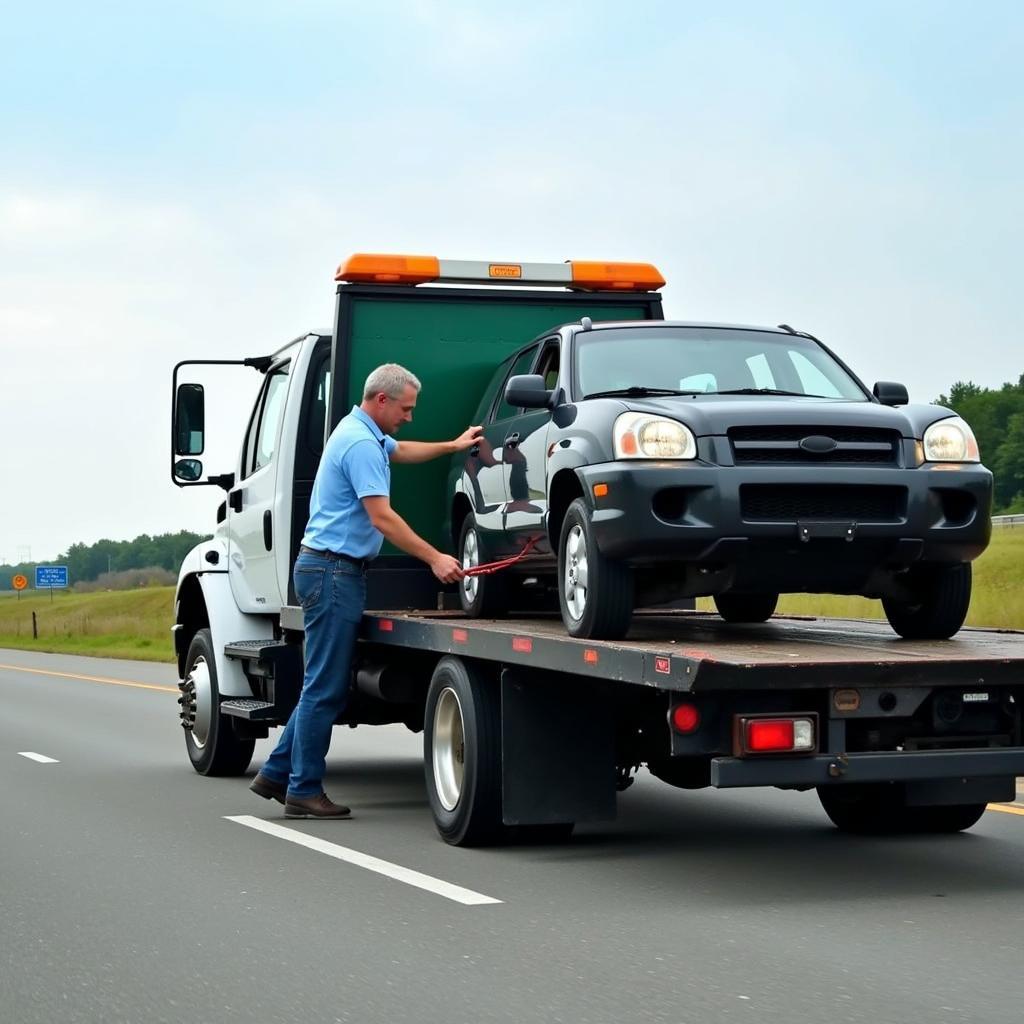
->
xmin=0 ymin=662 xmax=178 ymax=694
xmin=987 ymin=803 xmax=1024 ymax=817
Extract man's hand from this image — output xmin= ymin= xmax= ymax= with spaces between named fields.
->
xmin=451 ymin=425 xmax=483 ymax=451
xmin=430 ymin=553 xmax=465 ymax=584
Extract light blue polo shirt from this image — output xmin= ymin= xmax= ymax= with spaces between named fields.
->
xmin=302 ymin=406 xmax=399 ymax=559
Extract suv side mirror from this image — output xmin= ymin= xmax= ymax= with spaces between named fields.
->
xmin=505 ymin=374 xmax=552 ymax=409
xmin=873 ymin=381 xmax=909 ymax=407
xmin=174 ymin=383 xmax=206 ymax=454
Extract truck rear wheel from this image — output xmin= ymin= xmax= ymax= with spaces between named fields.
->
xmin=458 ymin=513 xmax=507 ymax=618
xmin=424 ymin=657 xmax=503 ymax=846
xmin=817 ymin=784 xmax=986 ymax=834
xmin=558 ymin=498 xmax=633 ymax=640
xmin=180 ymin=628 xmax=254 ymax=777
xmin=714 ymin=593 xmax=779 ymax=623
xmin=882 ymin=563 xmax=972 ymax=639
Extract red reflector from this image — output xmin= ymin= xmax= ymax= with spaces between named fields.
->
xmin=746 ymin=719 xmax=795 ymax=752
xmin=452 ymin=628 xmax=468 ymax=644
xmin=378 ymin=619 xmax=394 ymax=632
xmin=671 ymin=703 xmax=700 ymax=733
xmin=511 ymin=636 xmax=533 ymax=653
xmin=654 ymin=656 xmax=671 ymax=674
xmin=583 ymin=649 xmax=599 ymax=664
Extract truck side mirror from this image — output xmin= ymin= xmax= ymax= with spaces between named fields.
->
xmin=873 ymin=381 xmax=909 ymax=407
xmin=174 ymin=458 xmax=203 ymax=482
xmin=174 ymin=383 xmax=206 ymax=455
xmin=505 ymin=374 xmax=553 ymax=410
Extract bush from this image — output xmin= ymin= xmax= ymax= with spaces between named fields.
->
xmin=74 ymin=567 xmax=177 ymax=593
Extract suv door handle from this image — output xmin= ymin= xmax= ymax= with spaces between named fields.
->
xmin=229 ymin=489 xmax=244 ymax=513
xmin=504 ymin=432 xmax=521 ymax=449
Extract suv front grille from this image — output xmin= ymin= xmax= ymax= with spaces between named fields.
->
xmin=729 ymin=425 xmax=900 ymax=465
xmin=740 ymin=484 xmax=907 ymax=522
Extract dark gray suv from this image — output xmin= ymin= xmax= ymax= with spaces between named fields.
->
xmin=446 ymin=320 xmax=992 ymax=640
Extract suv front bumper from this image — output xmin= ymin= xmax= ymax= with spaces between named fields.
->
xmin=575 ymin=461 xmax=992 ymax=568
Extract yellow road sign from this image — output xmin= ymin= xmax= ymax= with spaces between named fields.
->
xmin=12 ymin=574 xmax=28 ymax=591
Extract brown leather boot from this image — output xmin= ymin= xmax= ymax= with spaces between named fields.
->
xmin=249 ymin=772 xmax=287 ymax=805
xmin=284 ymin=793 xmax=352 ymax=819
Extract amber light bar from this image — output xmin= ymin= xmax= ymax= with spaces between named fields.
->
xmin=335 ymin=253 xmax=665 ymax=291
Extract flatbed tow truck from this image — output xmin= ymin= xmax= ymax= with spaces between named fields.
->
xmin=171 ymin=253 xmax=1024 ymax=845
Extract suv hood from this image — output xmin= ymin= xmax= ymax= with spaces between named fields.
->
xmin=619 ymin=395 xmax=954 ymax=438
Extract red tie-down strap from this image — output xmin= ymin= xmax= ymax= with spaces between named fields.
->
xmin=462 ymin=536 xmax=541 ymax=577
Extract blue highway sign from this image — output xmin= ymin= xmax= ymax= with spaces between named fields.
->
xmin=35 ymin=565 xmax=69 ymax=589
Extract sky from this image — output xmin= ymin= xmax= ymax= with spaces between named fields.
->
xmin=1 ymin=1 xmax=1022 ymax=562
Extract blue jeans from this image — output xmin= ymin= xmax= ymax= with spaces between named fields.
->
xmin=261 ymin=551 xmax=366 ymax=797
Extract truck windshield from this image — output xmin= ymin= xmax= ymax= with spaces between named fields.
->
xmin=575 ymin=327 xmax=868 ymax=402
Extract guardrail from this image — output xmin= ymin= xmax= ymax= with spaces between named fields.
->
xmin=992 ymin=514 xmax=1024 ymax=527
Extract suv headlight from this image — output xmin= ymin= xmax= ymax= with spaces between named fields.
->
xmin=922 ymin=416 xmax=980 ymax=463
xmin=613 ymin=412 xmax=697 ymax=459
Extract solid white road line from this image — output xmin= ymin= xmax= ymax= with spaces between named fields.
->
xmin=18 ymin=752 xmax=60 ymax=764
xmin=225 ymin=815 xmax=502 ymax=907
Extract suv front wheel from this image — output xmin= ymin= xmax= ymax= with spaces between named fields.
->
xmin=882 ymin=563 xmax=972 ymax=639
xmin=558 ymin=498 xmax=633 ymax=639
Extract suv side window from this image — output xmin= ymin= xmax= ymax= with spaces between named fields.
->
xmin=242 ymin=362 xmax=291 ymax=478
xmin=492 ymin=345 xmax=538 ymax=421
xmin=533 ymin=338 xmax=560 ymax=390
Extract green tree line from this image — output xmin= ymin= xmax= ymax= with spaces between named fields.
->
xmin=937 ymin=374 xmax=1024 ymax=513
xmin=0 ymin=530 xmax=209 ymax=592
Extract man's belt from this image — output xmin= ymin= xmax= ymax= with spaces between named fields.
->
xmin=299 ymin=545 xmax=372 ymax=571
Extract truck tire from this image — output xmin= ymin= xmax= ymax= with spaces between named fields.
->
xmin=458 ymin=513 xmax=507 ymax=618
xmin=424 ymin=656 xmax=504 ymax=846
xmin=558 ymin=498 xmax=633 ymax=640
xmin=180 ymin=628 xmax=254 ymax=777
xmin=817 ymin=784 xmax=986 ymax=834
xmin=714 ymin=593 xmax=779 ymax=623
xmin=882 ymin=563 xmax=972 ymax=639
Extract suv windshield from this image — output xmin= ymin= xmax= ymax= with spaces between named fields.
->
xmin=575 ymin=327 xmax=867 ymax=401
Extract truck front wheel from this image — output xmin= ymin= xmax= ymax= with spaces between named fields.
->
xmin=817 ymin=784 xmax=986 ymax=834
xmin=882 ymin=563 xmax=972 ymax=639
xmin=180 ymin=628 xmax=254 ymax=777
xmin=424 ymin=657 xmax=503 ymax=846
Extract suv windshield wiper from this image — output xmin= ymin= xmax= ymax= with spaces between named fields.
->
xmin=583 ymin=386 xmax=695 ymax=400
xmin=712 ymin=387 xmax=810 ymax=397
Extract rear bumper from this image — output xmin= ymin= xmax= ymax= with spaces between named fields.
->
xmin=576 ymin=461 xmax=992 ymax=569
xmin=711 ymin=747 xmax=1024 ymax=788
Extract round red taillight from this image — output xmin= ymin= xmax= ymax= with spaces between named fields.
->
xmin=671 ymin=703 xmax=700 ymax=734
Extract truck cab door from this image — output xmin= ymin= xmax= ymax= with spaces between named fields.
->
xmin=226 ymin=360 xmax=292 ymax=613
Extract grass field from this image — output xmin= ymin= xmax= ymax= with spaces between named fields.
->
xmin=0 ymin=586 xmax=175 ymax=662
xmin=1 ymin=529 xmax=1021 ymax=663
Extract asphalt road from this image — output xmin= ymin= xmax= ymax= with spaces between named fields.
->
xmin=3 ymin=648 xmax=1024 ymax=1024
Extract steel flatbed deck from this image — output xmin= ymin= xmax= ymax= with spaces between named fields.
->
xmin=359 ymin=609 xmax=1024 ymax=692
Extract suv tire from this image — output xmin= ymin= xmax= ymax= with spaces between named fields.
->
xmin=714 ymin=592 xmax=779 ymax=623
xmin=558 ymin=498 xmax=633 ymax=640
xmin=458 ymin=512 xmax=507 ymax=617
xmin=882 ymin=563 xmax=972 ymax=639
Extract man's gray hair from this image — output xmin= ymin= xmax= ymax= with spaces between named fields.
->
xmin=363 ymin=363 xmax=422 ymax=401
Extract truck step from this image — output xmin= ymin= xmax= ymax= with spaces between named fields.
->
xmin=221 ymin=698 xmax=277 ymax=721
xmin=224 ymin=639 xmax=288 ymax=660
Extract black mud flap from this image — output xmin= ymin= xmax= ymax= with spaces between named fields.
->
xmin=500 ymin=667 xmax=617 ymax=827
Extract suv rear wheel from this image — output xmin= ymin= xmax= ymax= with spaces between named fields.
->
xmin=882 ymin=563 xmax=971 ymax=639
xmin=714 ymin=592 xmax=779 ymax=623
xmin=558 ymin=498 xmax=633 ymax=639
xmin=458 ymin=512 xmax=507 ymax=618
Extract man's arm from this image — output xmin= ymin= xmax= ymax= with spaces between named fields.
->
xmin=362 ymin=496 xmax=463 ymax=583
xmin=391 ymin=425 xmax=483 ymax=464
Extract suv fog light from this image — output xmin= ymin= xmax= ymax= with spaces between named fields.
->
xmin=739 ymin=715 xmax=817 ymax=754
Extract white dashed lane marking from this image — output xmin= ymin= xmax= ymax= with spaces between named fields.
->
xmin=226 ymin=815 xmax=502 ymax=907
xmin=18 ymin=751 xmax=60 ymax=764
